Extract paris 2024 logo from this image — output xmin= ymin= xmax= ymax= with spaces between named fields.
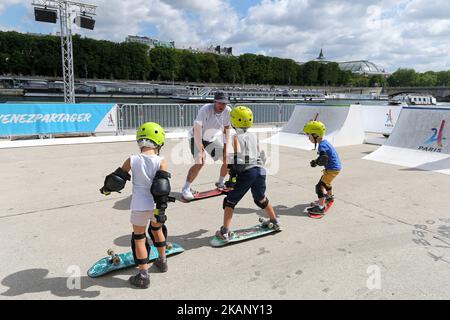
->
xmin=418 ymin=120 xmax=446 ymax=152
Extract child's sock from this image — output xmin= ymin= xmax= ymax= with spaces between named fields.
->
xmin=183 ymin=181 xmax=192 ymax=191
xmin=218 ymin=176 xmax=226 ymax=184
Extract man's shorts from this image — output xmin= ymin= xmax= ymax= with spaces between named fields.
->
xmin=190 ymin=137 xmax=224 ymax=163
xmin=225 ymin=167 xmax=267 ymax=206
xmin=320 ymin=169 xmax=340 ymax=188
xmin=130 ymin=210 xmax=156 ymax=227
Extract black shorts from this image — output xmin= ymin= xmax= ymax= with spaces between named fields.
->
xmin=190 ymin=138 xmax=223 ymax=162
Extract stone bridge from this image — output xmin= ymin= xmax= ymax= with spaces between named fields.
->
xmin=383 ymin=87 xmax=450 ymax=102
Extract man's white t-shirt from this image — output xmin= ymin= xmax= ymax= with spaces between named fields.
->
xmin=189 ymin=104 xmax=231 ymax=142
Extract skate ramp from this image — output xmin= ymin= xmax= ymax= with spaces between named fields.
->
xmin=361 ymin=104 xmax=402 ymax=145
xmin=361 ymin=104 xmax=402 ymax=135
xmin=364 ymin=106 xmax=450 ymax=175
xmin=262 ymin=104 xmax=365 ymax=150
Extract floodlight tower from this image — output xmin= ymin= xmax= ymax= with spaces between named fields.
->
xmin=32 ymin=1 xmax=97 ymax=103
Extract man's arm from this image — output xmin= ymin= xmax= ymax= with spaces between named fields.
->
xmin=193 ymin=121 xmax=203 ymax=151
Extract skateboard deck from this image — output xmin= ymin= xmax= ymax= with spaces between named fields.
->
xmin=181 ymin=187 xmax=231 ymax=203
xmin=304 ymin=199 xmax=334 ymax=219
xmin=210 ymin=218 xmax=281 ymax=247
xmin=87 ymin=242 xmax=184 ymax=278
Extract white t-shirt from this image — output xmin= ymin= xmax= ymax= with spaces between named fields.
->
xmin=130 ymin=154 xmax=163 ymax=211
xmin=189 ymin=103 xmax=231 ymax=142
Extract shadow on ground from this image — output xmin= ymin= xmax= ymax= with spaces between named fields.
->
xmin=114 ymin=229 xmax=211 ymax=251
xmin=0 ymin=268 xmax=131 ymax=298
xmin=112 ymin=196 xmax=131 ymax=211
xmin=234 ymin=203 xmax=311 ymax=218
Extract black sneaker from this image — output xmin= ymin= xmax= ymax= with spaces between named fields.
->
xmin=307 ymin=205 xmax=325 ymax=214
xmin=154 ymin=257 xmax=168 ymax=273
xmin=129 ymin=273 xmax=150 ymax=289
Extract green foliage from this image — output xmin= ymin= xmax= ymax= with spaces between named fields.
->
xmin=2 ymin=31 xmax=449 ymax=87
xmin=149 ymin=47 xmax=180 ymax=81
xmin=387 ymin=69 xmax=417 ymax=87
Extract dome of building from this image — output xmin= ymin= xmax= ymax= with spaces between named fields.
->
xmin=338 ymin=60 xmax=387 ymax=75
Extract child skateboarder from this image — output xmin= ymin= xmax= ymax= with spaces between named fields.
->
xmin=215 ymin=106 xmax=281 ymax=242
xmin=303 ymin=121 xmax=342 ymax=216
xmin=100 ymin=122 xmax=174 ymax=288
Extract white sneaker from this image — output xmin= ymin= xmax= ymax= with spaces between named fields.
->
xmin=181 ymin=188 xmax=195 ymax=201
xmin=215 ymin=181 xmax=226 ymax=189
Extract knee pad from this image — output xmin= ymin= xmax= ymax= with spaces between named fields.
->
xmin=315 ymin=182 xmax=326 ymax=198
xmin=254 ymin=197 xmax=269 ymax=209
xmin=153 ymin=241 xmax=167 ymax=248
xmin=223 ymin=197 xmax=236 ymax=210
xmin=148 ymin=222 xmax=168 ymax=244
xmin=131 ymin=232 xmax=150 ymax=265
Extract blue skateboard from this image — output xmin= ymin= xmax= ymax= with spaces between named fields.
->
xmin=87 ymin=242 xmax=184 ymax=278
xmin=210 ymin=218 xmax=281 ymax=247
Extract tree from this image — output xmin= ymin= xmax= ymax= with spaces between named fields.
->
xmin=149 ymin=47 xmax=180 ymax=81
xmin=197 ymin=53 xmax=220 ymax=83
xmin=178 ymin=51 xmax=200 ymax=82
xmin=217 ymin=55 xmax=241 ymax=83
xmin=302 ymin=61 xmax=320 ymax=85
xmin=387 ymin=69 xmax=417 ymax=87
xmin=414 ymin=71 xmax=438 ymax=87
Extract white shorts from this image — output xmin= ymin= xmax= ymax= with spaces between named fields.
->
xmin=130 ymin=210 xmax=156 ymax=227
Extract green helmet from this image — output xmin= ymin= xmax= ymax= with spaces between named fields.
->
xmin=231 ymin=105 xmax=254 ymax=129
xmin=303 ymin=121 xmax=326 ymax=137
xmin=136 ymin=122 xmax=165 ymax=146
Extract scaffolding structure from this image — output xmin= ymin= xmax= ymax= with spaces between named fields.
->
xmin=32 ymin=1 xmax=97 ymax=103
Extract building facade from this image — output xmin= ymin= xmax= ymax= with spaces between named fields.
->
xmin=125 ymin=35 xmax=175 ymax=49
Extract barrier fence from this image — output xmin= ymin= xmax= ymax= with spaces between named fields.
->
xmin=117 ymin=103 xmax=298 ymax=133
xmin=0 ymin=103 xmax=298 ymax=139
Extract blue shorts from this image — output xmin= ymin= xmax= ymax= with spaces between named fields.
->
xmin=225 ymin=167 xmax=267 ymax=206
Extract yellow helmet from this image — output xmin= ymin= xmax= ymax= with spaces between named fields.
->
xmin=303 ymin=121 xmax=326 ymax=137
xmin=231 ymin=106 xmax=254 ymax=129
xmin=136 ymin=122 xmax=165 ymax=146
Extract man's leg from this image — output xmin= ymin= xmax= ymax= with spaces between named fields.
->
xmin=182 ymin=138 xmax=205 ymax=198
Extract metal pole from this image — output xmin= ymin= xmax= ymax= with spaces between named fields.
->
xmin=59 ymin=1 xmax=75 ymax=103
xmin=32 ymin=0 xmax=97 ymax=104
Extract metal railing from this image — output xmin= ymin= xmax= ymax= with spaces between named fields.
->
xmin=0 ymin=103 xmax=298 ymax=140
xmin=117 ymin=103 xmax=298 ymax=133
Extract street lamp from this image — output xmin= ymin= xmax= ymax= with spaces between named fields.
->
xmin=31 ymin=0 xmax=97 ymax=103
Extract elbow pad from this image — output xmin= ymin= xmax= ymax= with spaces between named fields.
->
xmin=102 ymin=167 xmax=130 ymax=193
xmin=151 ymin=170 xmax=175 ymax=222
xmin=316 ymin=151 xmax=329 ymax=166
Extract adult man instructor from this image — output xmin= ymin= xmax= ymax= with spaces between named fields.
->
xmin=181 ymin=91 xmax=231 ymax=201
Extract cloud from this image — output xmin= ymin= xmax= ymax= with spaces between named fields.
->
xmin=1 ymin=0 xmax=450 ymax=72
xmin=223 ymin=0 xmax=450 ymax=72
xmin=0 ymin=0 xmax=22 ymax=14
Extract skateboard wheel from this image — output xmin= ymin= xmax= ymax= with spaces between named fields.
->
xmin=258 ymin=217 xmax=265 ymax=223
xmin=107 ymin=249 xmax=115 ymax=256
xmin=267 ymin=222 xmax=274 ymax=229
xmin=166 ymin=242 xmax=173 ymax=250
xmin=112 ymin=256 xmax=121 ymax=265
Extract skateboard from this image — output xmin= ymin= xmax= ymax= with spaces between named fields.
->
xmin=304 ymin=198 xmax=334 ymax=219
xmin=180 ymin=187 xmax=231 ymax=203
xmin=210 ymin=217 xmax=281 ymax=247
xmin=87 ymin=242 xmax=184 ymax=278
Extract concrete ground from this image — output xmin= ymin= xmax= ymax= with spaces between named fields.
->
xmin=1 ymin=134 xmax=450 ymax=300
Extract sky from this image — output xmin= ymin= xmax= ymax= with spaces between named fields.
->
xmin=1 ymin=0 xmax=450 ymax=73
